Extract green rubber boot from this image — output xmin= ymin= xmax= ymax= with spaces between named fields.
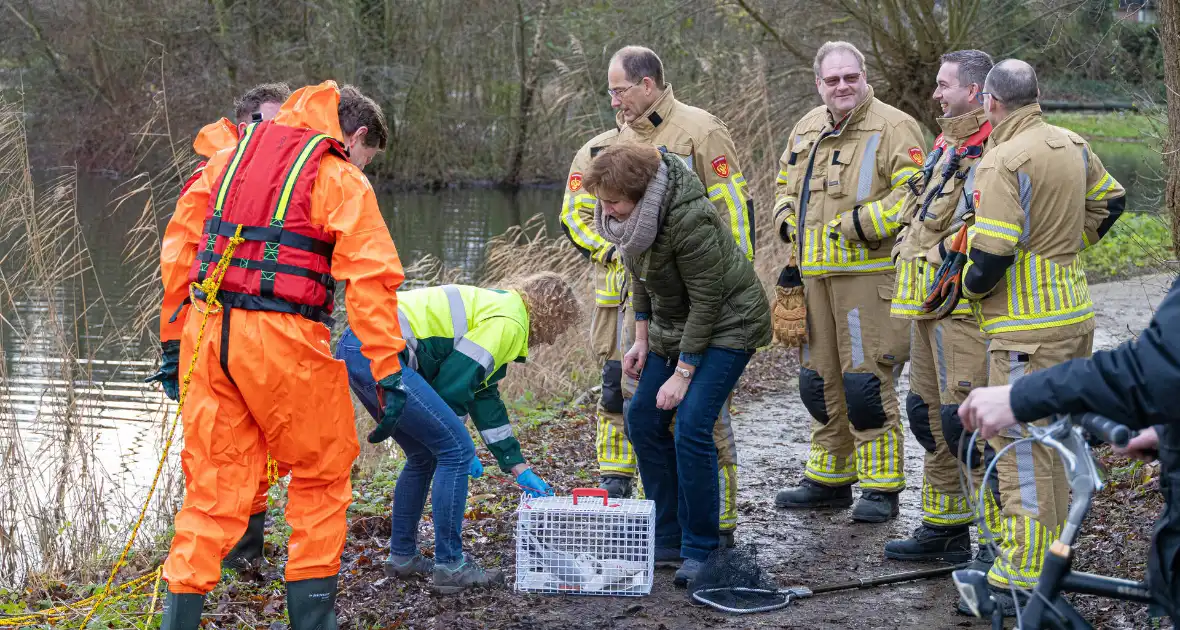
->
xmin=159 ymin=592 xmax=204 ymax=630
xmin=286 ymin=575 xmax=339 ymax=630
xmin=223 ymin=511 xmax=266 ymax=570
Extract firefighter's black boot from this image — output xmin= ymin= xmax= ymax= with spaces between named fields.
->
xmin=884 ymin=523 xmax=972 ymax=562
xmin=222 ymin=511 xmax=266 ymax=570
xmin=774 ymin=478 xmax=854 ymax=509
xmin=600 ymin=475 xmax=633 ymax=499
xmin=851 ymin=490 xmax=900 ymax=523
xmin=159 ymin=592 xmax=204 ymax=630
xmin=287 ymin=575 xmax=339 ymax=630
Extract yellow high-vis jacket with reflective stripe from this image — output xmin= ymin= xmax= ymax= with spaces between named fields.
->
xmin=560 ymin=86 xmax=754 ymax=307
xmin=396 ymin=284 xmax=530 ymax=472
xmin=774 ymin=86 xmax=925 ymax=278
xmin=961 ymin=104 xmax=1126 ymax=342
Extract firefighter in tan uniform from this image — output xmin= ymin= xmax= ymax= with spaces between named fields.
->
xmin=954 ymin=59 xmax=1125 ymax=614
xmin=560 ymin=46 xmax=752 ymax=544
xmin=884 ymin=50 xmax=1005 ymax=567
xmin=773 ymin=41 xmax=923 ymax=523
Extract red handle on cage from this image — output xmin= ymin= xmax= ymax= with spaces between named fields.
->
xmin=571 ymin=488 xmax=609 ymax=506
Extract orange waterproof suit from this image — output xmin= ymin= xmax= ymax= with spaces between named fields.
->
xmin=164 ymin=118 xmax=295 ymax=516
xmin=159 ymin=81 xmax=405 ymax=595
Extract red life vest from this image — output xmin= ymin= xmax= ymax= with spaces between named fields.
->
xmin=187 ymin=120 xmax=348 ymax=324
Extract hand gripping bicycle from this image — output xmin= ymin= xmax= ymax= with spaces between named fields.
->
xmin=954 ymin=413 xmax=1163 ymax=629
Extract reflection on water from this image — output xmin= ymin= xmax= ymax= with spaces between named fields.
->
xmin=0 ymin=174 xmax=562 ymax=580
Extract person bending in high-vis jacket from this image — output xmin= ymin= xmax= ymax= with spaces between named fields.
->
xmin=334 ymin=274 xmax=580 ymax=594
xmin=148 ymin=82 xmax=299 ymax=574
xmin=559 ymin=45 xmax=747 ymax=547
xmin=152 ymin=81 xmax=407 ymax=630
xmin=955 ymin=59 xmax=1125 ymax=616
xmin=774 ymin=41 xmax=925 ymax=523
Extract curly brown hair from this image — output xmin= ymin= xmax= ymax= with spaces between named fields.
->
xmin=583 ymin=142 xmax=661 ymax=202
xmin=508 ymin=272 xmax=580 ymax=346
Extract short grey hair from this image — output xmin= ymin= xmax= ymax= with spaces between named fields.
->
xmin=939 ymin=49 xmax=993 ymax=90
xmin=611 ymin=46 xmax=666 ymax=89
xmin=813 ymin=41 xmax=865 ymax=77
xmin=984 ymin=59 xmax=1039 ymax=109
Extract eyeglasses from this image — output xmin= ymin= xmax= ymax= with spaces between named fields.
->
xmin=980 ymin=91 xmax=1000 ymax=102
xmin=607 ymin=83 xmax=637 ymax=98
xmin=821 ymin=72 xmax=862 ymax=88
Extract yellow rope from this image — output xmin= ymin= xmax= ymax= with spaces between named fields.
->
xmin=70 ymin=225 xmax=247 ymax=628
xmin=0 ymin=569 xmax=160 ymax=626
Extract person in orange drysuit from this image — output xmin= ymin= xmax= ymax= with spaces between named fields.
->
xmin=152 ymin=81 xmax=405 ymax=630
xmin=147 ymin=82 xmax=297 ymax=572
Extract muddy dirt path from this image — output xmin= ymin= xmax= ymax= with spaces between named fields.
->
xmin=494 ymin=275 xmax=1173 ymax=630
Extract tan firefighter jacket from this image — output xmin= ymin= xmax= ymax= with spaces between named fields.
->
xmin=962 ymin=103 xmax=1126 ymax=342
xmin=892 ymin=108 xmax=992 ymax=320
xmin=560 ymin=86 xmax=753 ymax=307
xmin=773 ymin=86 xmax=926 ymax=278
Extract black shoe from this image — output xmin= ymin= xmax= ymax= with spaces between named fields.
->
xmin=600 ymin=475 xmax=633 ymax=499
xmin=223 ymin=511 xmax=266 ymax=571
xmin=287 ymin=575 xmax=339 ymax=630
xmin=159 ymin=592 xmax=204 ymax=630
xmin=851 ymin=491 xmax=900 ymax=523
xmin=970 ymin=543 xmax=998 ymax=573
xmin=884 ymin=524 xmax=971 ymax=562
xmin=956 ymin=583 xmax=1025 ymax=617
xmin=774 ymin=479 xmax=854 ymax=509
xmin=719 ymin=530 xmax=735 ymax=549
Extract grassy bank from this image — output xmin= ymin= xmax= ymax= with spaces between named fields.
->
xmin=1081 ymin=212 xmax=1174 ymax=283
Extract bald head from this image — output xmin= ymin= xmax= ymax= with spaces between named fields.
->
xmin=984 ymin=59 xmax=1039 ymax=110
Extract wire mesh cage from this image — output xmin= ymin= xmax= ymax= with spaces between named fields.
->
xmin=514 ymin=488 xmax=655 ymax=596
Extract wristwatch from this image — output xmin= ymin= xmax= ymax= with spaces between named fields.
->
xmin=674 ymin=366 xmax=692 ymax=380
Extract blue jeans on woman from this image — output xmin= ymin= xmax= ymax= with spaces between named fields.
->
xmin=335 ymin=329 xmax=475 ymax=565
xmin=625 ymin=346 xmax=753 ymax=562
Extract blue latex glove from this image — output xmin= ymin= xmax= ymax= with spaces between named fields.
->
xmin=469 ymin=456 xmax=484 ymax=478
xmin=367 ymin=372 xmax=407 ymax=444
xmin=515 ymin=467 xmax=552 ymax=498
xmin=143 ymin=340 xmax=181 ymax=401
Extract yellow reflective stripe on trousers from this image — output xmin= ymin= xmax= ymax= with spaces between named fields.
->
xmin=272 ymin=133 xmax=331 ymax=224
xmin=856 ymin=425 xmax=905 ymax=490
xmin=595 ymin=262 xmax=625 ymax=307
xmin=804 ymin=443 xmax=858 ymax=485
xmin=988 ymin=516 xmax=1059 ymax=588
xmin=719 ymin=463 xmax=738 ymax=530
xmin=595 ymin=411 xmax=636 ymax=475
xmin=921 ymin=482 xmax=973 ymax=525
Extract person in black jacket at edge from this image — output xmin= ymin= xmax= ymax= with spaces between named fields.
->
xmin=958 ymin=275 xmax=1180 ymax=619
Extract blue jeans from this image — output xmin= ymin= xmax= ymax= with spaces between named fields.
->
xmin=625 ymin=347 xmax=752 ymax=562
xmin=336 ymin=330 xmax=475 ymax=565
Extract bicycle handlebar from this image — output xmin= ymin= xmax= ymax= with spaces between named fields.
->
xmin=1073 ymin=413 xmax=1131 ymax=448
